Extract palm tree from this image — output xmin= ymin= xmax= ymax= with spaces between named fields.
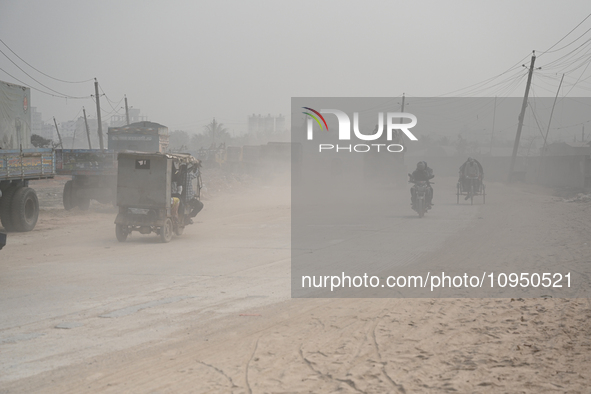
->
xmin=203 ymin=118 xmax=228 ymax=147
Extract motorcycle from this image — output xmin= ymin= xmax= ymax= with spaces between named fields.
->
xmin=409 ymin=176 xmax=433 ymax=218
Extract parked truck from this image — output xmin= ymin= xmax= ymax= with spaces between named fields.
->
xmin=56 ymin=149 xmax=117 ymax=210
xmin=108 ymin=121 xmax=169 ymax=153
xmin=0 ymin=80 xmax=56 ymax=232
xmin=57 ymin=121 xmax=170 ymax=210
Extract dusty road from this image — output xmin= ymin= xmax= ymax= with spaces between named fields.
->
xmin=1 ymin=174 xmax=590 ymax=393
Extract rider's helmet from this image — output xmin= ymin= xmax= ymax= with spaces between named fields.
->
xmin=417 ymin=161 xmax=426 ymax=170
xmin=468 ymin=157 xmax=474 ymax=163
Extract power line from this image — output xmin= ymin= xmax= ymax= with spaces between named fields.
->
xmin=90 ymin=94 xmax=123 ymax=118
xmin=434 ymin=53 xmax=532 ymax=97
xmin=540 ymin=39 xmax=591 ymax=72
xmin=539 ymin=26 xmax=591 ymax=56
xmin=407 ymin=68 xmax=527 ymax=109
xmin=0 ymin=38 xmax=93 ymax=84
xmin=0 ymin=66 xmax=89 ymax=99
xmin=0 ymin=48 xmax=90 ymax=99
xmin=538 ymin=12 xmax=591 ymax=57
xmin=98 ymin=84 xmax=124 ymax=113
xmin=563 ymin=56 xmax=591 ymax=97
xmin=431 ymin=16 xmax=591 ymax=100
xmin=528 ymin=102 xmax=548 ymax=140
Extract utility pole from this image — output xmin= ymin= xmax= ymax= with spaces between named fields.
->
xmin=83 ymin=107 xmax=92 ymax=149
xmin=399 ymin=93 xmax=406 ymax=148
xmin=124 ymin=95 xmax=130 ymax=125
xmin=399 ymin=93 xmax=406 ymax=125
xmin=541 ymin=73 xmax=564 ymax=156
xmin=509 ymin=51 xmax=536 ymax=182
xmin=53 ymin=117 xmax=63 ymax=148
xmin=489 ymin=96 xmax=497 ymax=155
xmin=212 ymin=118 xmax=216 ymax=146
xmin=94 ymin=78 xmax=104 ymax=151
xmin=71 ymin=121 xmax=76 ymax=148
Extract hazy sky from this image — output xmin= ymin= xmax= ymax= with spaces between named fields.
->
xmin=1 ymin=0 xmax=590 ymax=135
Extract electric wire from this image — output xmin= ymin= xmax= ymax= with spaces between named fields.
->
xmin=0 ymin=38 xmax=93 ymax=84
xmin=0 ymin=48 xmax=90 ymax=99
xmin=539 ymin=39 xmax=591 ymax=71
xmin=563 ymin=57 xmax=591 ymax=97
xmin=434 ymin=53 xmax=532 ymax=97
xmin=538 ymin=12 xmax=591 ymax=57
xmin=0 ymin=66 xmax=89 ymax=99
xmin=539 ymin=26 xmax=591 ymax=56
xmin=98 ymin=84 xmax=124 ymax=114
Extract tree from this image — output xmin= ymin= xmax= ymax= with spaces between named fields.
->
xmin=169 ymin=130 xmax=190 ymax=151
xmin=190 ymin=133 xmax=209 ymax=150
xmin=31 ymin=134 xmax=52 ymax=148
xmin=437 ymin=135 xmax=449 ymax=146
xmin=203 ymin=118 xmax=230 ymax=146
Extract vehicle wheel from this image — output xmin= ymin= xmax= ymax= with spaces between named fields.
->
xmin=456 ymin=183 xmax=460 ymax=204
xmin=11 ymin=187 xmax=39 ymax=232
xmin=115 ymin=224 xmax=128 ymax=242
xmin=160 ymin=218 xmax=173 ymax=243
xmin=417 ymin=199 xmax=424 ymax=218
xmin=482 ymin=185 xmax=486 ymax=204
xmin=0 ymin=185 xmax=19 ymax=231
xmin=77 ymin=196 xmax=91 ymax=210
xmin=174 ymin=224 xmax=184 ymax=236
xmin=63 ymin=180 xmax=75 ymax=211
xmin=470 ymin=183 xmax=474 ymax=205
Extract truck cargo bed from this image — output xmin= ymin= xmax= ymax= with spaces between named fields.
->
xmin=55 ymin=149 xmax=116 ymax=176
xmin=0 ymin=148 xmax=55 ymax=181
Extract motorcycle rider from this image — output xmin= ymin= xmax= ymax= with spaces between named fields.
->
xmin=459 ymin=157 xmax=483 ymax=200
xmin=409 ymin=161 xmax=434 ymax=207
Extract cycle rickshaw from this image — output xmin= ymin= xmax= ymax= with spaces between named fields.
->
xmin=457 ymin=175 xmax=485 ymax=205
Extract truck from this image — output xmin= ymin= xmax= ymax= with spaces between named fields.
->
xmin=56 ymin=149 xmax=117 ymax=210
xmin=0 ymin=80 xmax=56 ymax=232
xmin=107 ymin=121 xmax=169 ymax=153
xmin=57 ymin=121 xmax=170 ymax=210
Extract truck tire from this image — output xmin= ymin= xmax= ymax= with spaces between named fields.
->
xmin=0 ymin=185 xmax=19 ymax=231
xmin=63 ymin=180 xmax=75 ymax=211
xmin=11 ymin=187 xmax=39 ymax=232
xmin=160 ymin=218 xmax=173 ymax=243
xmin=115 ymin=224 xmax=128 ymax=242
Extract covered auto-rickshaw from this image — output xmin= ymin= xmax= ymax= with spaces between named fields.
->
xmin=114 ymin=151 xmax=202 ymax=242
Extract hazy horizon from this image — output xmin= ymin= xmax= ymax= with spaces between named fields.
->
xmin=2 ymin=0 xmax=591 ymax=138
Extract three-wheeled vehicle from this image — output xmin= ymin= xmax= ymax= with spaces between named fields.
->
xmin=456 ymin=175 xmax=485 ymax=205
xmin=114 ymin=151 xmax=202 ymax=243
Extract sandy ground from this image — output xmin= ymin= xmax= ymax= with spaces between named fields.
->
xmin=1 ymin=173 xmax=591 ymax=393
